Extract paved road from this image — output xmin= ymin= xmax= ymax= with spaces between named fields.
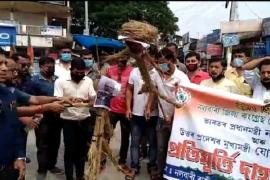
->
xmin=26 ymin=123 xmax=150 ymax=180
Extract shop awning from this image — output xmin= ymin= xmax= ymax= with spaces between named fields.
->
xmin=73 ymin=34 xmax=125 ymax=50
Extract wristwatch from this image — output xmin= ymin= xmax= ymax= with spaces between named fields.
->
xmin=16 ymin=157 xmax=26 ymax=162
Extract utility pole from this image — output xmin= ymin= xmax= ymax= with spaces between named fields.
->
xmin=84 ymin=1 xmax=89 ymax=35
xmin=66 ymin=1 xmax=71 ymax=38
xmin=226 ymin=1 xmax=238 ymax=67
xmin=229 ymin=1 xmax=239 ymax=21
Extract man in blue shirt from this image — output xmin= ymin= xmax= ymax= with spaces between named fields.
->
xmin=31 ymin=56 xmax=64 ymax=179
xmin=0 ymin=55 xmax=27 ymax=180
xmin=11 ymin=53 xmax=34 ymax=164
xmin=4 ymin=57 xmax=74 ymax=179
xmin=11 ymin=53 xmax=33 ymax=94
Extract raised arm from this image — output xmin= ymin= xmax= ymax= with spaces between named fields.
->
xmin=242 ymin=56 xmax=270 ymax=70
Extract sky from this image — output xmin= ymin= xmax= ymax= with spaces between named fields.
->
xmin=168 ymin=1 xmax=270 ymax=39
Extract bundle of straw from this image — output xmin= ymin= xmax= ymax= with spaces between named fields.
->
xmin=118 ymin=20 xmax=158 ymax=43
xmin=103 ymin=48 xmax=130 ymax=63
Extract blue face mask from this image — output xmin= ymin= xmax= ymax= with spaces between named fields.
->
xmin=232 ymin=58 xmax=244 ymax=68
xmin=159 ymin=63 xmax=170 ymax=72
xmin=84 ymin=59 xmax=94 ymax=68
xmin=60 ymin=53 xmax=72 ymax=62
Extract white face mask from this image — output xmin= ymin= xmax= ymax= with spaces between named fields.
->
xmin=232 ymin=58 xmax=244 ymax=68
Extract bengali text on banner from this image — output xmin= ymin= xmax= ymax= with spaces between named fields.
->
xmin=165 ymin=83 xmax=270 ymax=180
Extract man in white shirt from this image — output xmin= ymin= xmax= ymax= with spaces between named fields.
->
xmin=126 ymin=59 xmax=159 ymax=174
xmin=242 ymin=56 xmax=270 ymax=103
xmin=54 ymin=58 xmax=96 ymax=180
xmin=200 ymin=58 xmax=240 ymax=94
xmin=53 ymin=45 xmax=73 ymax=175
xmin=55 ymin=46 xmax=72 ymax=79
xmin=145 ymin=47 xmax=190 ymax=178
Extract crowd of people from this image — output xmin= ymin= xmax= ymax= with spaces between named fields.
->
xmin=0 ymin=36 xmax=270 ymax=180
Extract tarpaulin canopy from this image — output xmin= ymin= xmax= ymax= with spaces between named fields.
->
xmin=73 ymin=34 xmax=125 ymax=50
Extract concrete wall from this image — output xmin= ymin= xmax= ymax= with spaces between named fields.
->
xmin=0 ymin=10 xmax=45 ymax=26
xmin=13 ymin=11 xmax=44 ymax=26
xmin=0 ymin=10 xmax=11 ymax=20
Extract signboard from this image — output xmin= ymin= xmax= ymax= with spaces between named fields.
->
xmin=222 ymin=34 xmax=240 ymax=47
xmin=182 ymin=32 xmax=190 ymax=45
xmin=252 ymin=42 xmax=266 ymax=58
xmin=16 ymin=35 xmax=52 ymax=47
xmin=165 ymin=83 xmax=270 ymax=180
xmin=220 ymin=19 xmax=262 ymax=34
xmin=196 ymin=37 xmax=207 ymax=52
xmin=266 ymin=37 xmax=270 ymax=56
xmin=207 ymin=29 xmax=221 ymax=44
xmin=206 ymin=44 xmax=223 ymax=56
xmin=262 ymin=17 xmax=270 ymax=37
xmin=31 ymin=36 xmax=53 ymax=47
xmin=183 ymin=43 xmax=190 ymax=57
xmin=16 ymin=35 xmax=28 ymax=46
xmin=41 ymin=26 xmax=62 ymax=36
xmin=0 ymin=25 xmax=16 ymax=46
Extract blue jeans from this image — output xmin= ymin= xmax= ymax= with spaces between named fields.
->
xmin=130 ymin=115 xmax=158 ymax=170
xmin=156 ymin=118 xmax=172 ymax=175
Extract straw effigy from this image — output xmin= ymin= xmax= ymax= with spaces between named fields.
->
xmin=87 ymin=20 xmax=179 ymax=180
xmin=103 ymin=48 xmax=130 ymax=63
xmin=118 ymin=20 xmax=179 ymax=106
xmin=118 ymin=20 xmax=159 ymax=43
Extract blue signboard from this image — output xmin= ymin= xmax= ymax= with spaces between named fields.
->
xmin=0 ymin=25 xmax=16 ymax=46
xmin=206 ymin=29 xmax=221 ymax=44
xmin=266 ymin=37 xmax=270 ymax=56
xmin=252 ymin=42 xmax=266 ymax=58
xmin=262 ymin=17 xmax=270 ymax=37
xmin=222 ymin=33 xmax=239 ymax=47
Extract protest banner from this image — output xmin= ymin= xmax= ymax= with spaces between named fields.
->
xmin=165 ymin=83 xmax=270 ymax=180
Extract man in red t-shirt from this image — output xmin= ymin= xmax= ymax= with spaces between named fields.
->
xmin=106 ymin=56 xmax=133 ymax=170
xmin=185 ymin=51 xmax=210 ymax=84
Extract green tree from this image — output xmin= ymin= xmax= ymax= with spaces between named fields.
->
xmin=70 ymin=1 xmax=179 ymax=39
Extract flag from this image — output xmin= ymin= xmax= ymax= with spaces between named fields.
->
xmin=9 ymin=34 xmax=16 ymax=57
xmin=27 ymin=35 xmax=34 ymax=64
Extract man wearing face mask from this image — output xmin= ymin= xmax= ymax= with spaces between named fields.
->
xmin=81 ymin=50 xmax=100 ymax=89
xmin=55 ymin=45 xmax=72 ymax=79
xmin=106 ymin=53 xmax=134 ymax=172
xmin=54 ymin=58 xmax=96 ymax=180
xmin=225 ymin=49 xmax=253 ymax=96
xmin=241 ymin=56 xmax=270 ymax=103
xmin=145 ymin=47 xmax=190 ymax=179
xmin=81 ymin=50 xmax=97 ymax=77
xmin=185 ymin=51 xmax=210 ymax=84
xmin=200 ymin=58 xmax=239 ymax=94
xmin=166 ymin=43 xmax=188 ymax=74
xmin=31 ymin=56 xmax=65 ymax=179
